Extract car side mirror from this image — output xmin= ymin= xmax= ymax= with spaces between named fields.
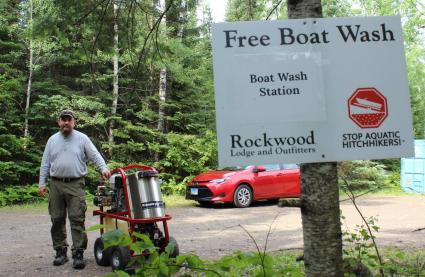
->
xmin=254 ymin=166 xmax=266 ymax=173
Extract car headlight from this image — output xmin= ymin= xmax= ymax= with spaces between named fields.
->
xmin=211 ymin=177 xmax=229 ymax=184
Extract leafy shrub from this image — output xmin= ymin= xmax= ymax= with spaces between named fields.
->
xmin=381 ymin=248 xmax=425 ymax=276
xmin=383 ymin=170 xmax=401 ymax=188
xmin=88 ymin=218 xmax=425 ymax=277
xmin=154 ymin=130 xmax=218 ymax=183
xmin=0 ymin=135 xmax=41 ymax=188
xmin=342 ymin=215 xmax=380 ymax=271
xmin=160 ymin=176 xmax=191 ymax=196
xmin=338 ymin=160 xmax=387 ymax=191
xmin=0 ymin=184 xmax=44 ymax=206
xmin=89 ymin=227 xmax=304 ymax=277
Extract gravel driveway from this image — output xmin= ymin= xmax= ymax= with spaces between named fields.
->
xmin=1 ymin=196 xmax=424 ymax=277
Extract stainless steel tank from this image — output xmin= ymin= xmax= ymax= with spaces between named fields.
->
xmin=126 ymin=170 xmax=165 ymax=218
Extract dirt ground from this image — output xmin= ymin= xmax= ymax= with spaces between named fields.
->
xmin=1 ymin=196 xmax=424 ymax=277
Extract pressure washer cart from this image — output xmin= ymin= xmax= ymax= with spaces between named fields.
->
xmin=92 ymin=164 xmax=178 ymax=271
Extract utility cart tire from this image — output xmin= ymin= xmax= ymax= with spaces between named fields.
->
xmin=168 ymin=236 xmax=179 ymax=258
xmin=110 ymin=246 xmax=131 ymax=271
xmin=94 ymin=237 xmax=110 ymax=266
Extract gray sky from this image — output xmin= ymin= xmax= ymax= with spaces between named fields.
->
xmin=206 ymin=0 xmax=226 ymax=22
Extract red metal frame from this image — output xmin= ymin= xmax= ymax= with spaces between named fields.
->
xmin=92 ymin=164 xmax=171 ymax=251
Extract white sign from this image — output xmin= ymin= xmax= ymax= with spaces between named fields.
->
xmin=211 ymin=16 xmax=414 ymax=167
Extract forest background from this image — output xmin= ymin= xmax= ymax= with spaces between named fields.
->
xmin=0 ymin=0 xmax=424 ymax=205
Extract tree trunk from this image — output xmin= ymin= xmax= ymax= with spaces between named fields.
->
xmin=24 ymin=0 xmax=33 ymax=139
xmin=155 ymin=0 xmax=170 ymax=161
xmin=157 ymin=67 xmax=167 ymax=133
xmin=287 ymin=0 xmax=343 ymax=276
xmin=157 ymin=0 xmax=167 ymax=134
xmin=300 ymin=162 xmax=342 ymax=276
xmin=109 ymin=0 xmax=119 ymax=154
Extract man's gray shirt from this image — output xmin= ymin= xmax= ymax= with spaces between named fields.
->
xmin=39 ymin=130 xmax=108 ymax=187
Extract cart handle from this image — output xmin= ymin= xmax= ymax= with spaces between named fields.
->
xmin=111 ymin=164 xmax=157 ymax=174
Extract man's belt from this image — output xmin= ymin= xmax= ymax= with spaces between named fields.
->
xmin=51 ymin=176 xmax=84 ymax=183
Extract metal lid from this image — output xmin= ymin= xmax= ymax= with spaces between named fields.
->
xmin=137 ymin=170 xmax=158 ymax=178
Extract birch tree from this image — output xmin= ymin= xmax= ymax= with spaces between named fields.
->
xmin=23 ymin=0 xmax=33 ymax=139
xmin=108 ymin=0 xmax=120 ymax=149
xmin=157 ymin=0 xmax=168 ymax=134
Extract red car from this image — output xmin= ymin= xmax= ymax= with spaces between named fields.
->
xmin=186 ymin=164 xmax=300 ymax=208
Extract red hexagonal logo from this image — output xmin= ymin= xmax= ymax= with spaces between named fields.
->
xmin=348 ymin=87 xmax=388 ymax=129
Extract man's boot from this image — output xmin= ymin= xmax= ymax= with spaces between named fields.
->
xmin=53 ymin=248 xmax=68 ymax=266
xmin=72 ymin=250 xmax=86 ymax=269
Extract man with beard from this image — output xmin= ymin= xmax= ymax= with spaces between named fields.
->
xmin=38 ymin=110 xmax=111 ymax=269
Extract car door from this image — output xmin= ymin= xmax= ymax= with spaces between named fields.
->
xmin=252 ymin=165 xmax=279 ymax=199
xmin=274 ymin=164 xmax=300 ymax=197
xmin=254 ymin=164 xmax=282 ymax=198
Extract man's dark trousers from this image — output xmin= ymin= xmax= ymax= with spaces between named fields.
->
xmin=49 ymin=178 xmax=87 ymax=255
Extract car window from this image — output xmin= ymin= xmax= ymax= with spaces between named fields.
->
xmin=220 ymin=166 xmax=245 ymax=171
xmin=263 ymin=164 xmax=280 ymax=171
xmin=281 ymin=164 xmax=299 ymax=170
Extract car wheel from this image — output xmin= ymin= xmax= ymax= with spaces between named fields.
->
xmin=110 ymin=246 xmax=131 ymax=271
xmin=94 ymin=237 xmax=110 ymax=266
xmin=233 ymin=184 xmax=253 ymax=208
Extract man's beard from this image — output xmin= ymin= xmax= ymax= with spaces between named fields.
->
xmin=60 ymin=127 xmax=72 ymax=136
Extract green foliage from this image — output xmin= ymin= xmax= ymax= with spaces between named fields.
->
xmin=67 ymin=222 xmax=425 ymax=277
xmin=343 ymin=244 xmax=425 ymax=276
xmin=226 ymin=0 xmax=268 ymax=21
xmin=322 ymin=0 xmax=354 ymax=17
xmin=208 ymin=251 xmax=304 ymax=276
xmin=0 ymin=184 xmax=43 ymax=206
xmin=160 ymin=176 xmax=191 ymax=196
xmin=97 ymin=229 xmax=304 ymax=277
xmin=342 ymin=215 xmax=380 ymax=270
xmin=380 ymin=248 xmax=425 ymax=276
xmin=103 ymin=229 xmax=133 ymax=250
xmin=155 ymin=130 xmax=218 ymax=183
xmin=0 ymin=0 xmax=217 ymax=195
xmin=383 ymin=170 xmax=400 ymax=188
xmin=338 ymin=160 xmax=387 ymax=191
xmin=0 ymin=135 xmax=41 ymax=187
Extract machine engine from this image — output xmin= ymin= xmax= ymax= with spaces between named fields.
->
xmin=93 ymin=175 xmax=126 ymax=213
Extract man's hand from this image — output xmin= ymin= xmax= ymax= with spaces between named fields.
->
xmin=38 ymin=187 xmax=48 ymax=197
xmin=101 ymin=170 xmax=111 ymax=180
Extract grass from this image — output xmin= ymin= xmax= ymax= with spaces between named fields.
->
xmin=164 ymin=194 xmax=196 ymax=208
xmin=379 ymin=246 xmax=425 ymax=274
xmin=340 ymin=186 xmax=419 ymax=198
xmin=0 ymin=200 xmax=47 ymax=212
xmin=369 ymin=187 xmax=414 ymax=196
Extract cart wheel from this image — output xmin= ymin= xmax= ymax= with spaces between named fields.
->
xmin=94 ymin=237 xmax=110 ymax=266
xmin=168 ymin=236 xmax=179 ymax=258
xmin=110 ymin=246 xmax=131 ymax=271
